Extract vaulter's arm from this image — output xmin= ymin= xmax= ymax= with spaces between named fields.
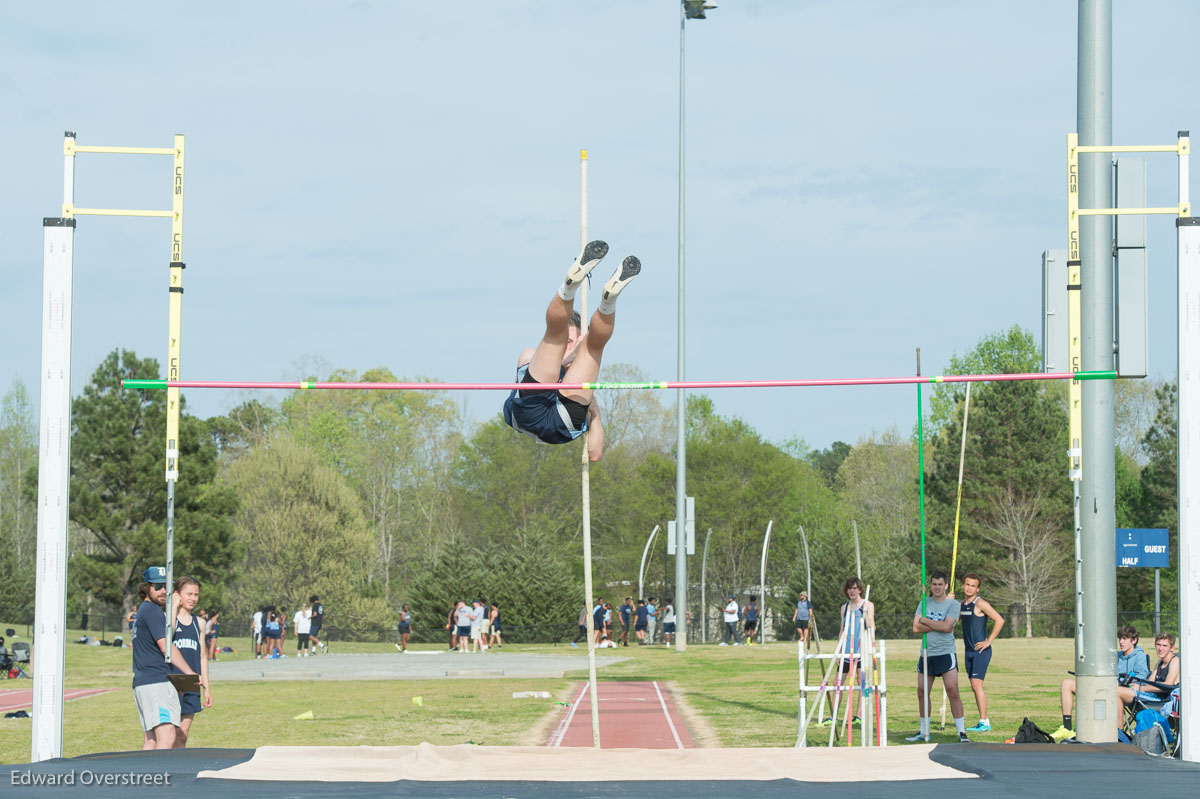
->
xmin=587 ymin=405 xmax=603 ymax=461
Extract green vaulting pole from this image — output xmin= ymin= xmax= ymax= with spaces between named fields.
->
xmin=917 ymin=349 xmax=929 ymax=734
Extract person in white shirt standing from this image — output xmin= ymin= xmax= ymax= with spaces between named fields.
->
xmin=252 ymin=606 xmax=264 ymax=659
xmin=662 ymin=600 xmax=677 ymax=647
xmin=470 ymin=599 xmax=487 ymax=652
xmin=294 ymin=604 xmax=312 ymax=656
xmin=719 ymin=595 xmax=742 ymax=646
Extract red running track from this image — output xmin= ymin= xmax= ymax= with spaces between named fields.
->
xmin=548 ymin=681 xmax=695 ymax=749
xmin=0 ymin=688 xmax=116 ymax=713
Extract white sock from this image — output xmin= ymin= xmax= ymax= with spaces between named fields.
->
xmin=597 ymin=297 xmax=618 ymax=315
xmin=980 ymin=717 xmax=989 ymax=725
xmin=954 ymin=717 xmax=966 ymax=733
xmin=919 ymin=717 xmax=930 ymax=736
xmin=558 ymin=282 xmax=579 ymax=302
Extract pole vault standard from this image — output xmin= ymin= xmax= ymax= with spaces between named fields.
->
xmin=34 ymin=132 xmax=184 ymax=763
xmin=123 ymin=370 xmax=1118 ymax=393
xmin=1065 ymin=130 xmax=1190 ymax=749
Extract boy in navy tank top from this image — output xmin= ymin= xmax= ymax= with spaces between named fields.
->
xmin=503 ymin=240 xmax=641 ymax=462
xmin=959 ymin=573 xmax=1004 ymax=732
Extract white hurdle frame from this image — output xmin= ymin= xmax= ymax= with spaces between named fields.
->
xmin=797 ymin=640 xmax=888 ymax=747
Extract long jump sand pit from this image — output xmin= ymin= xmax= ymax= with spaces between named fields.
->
xmin=198 ymin=742 xmax=974 ymax=783
xmin=211 ymin=650 xmax=628 ymax=681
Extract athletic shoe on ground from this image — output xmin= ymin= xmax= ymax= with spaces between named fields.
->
xmin=816 ymin=719 xmax=833 ymax=727
xmin=395 ymin=644 xmax=403 ymax=652
xmin=958 ymin=731 xmax=971 ymax=743
xmin=570 ymin=642 xmax=578 ymax=648
xmin=967 ymin=721 xmax=991 ymax=732
xmin=564 ymin=240 xmax=608 ymax=287
xmin=719 ymin=642 xmax=728 ymax=647
xmin=322 ymin=643 xmax=328 ymax=653
xmin=1050 ymin=726 xmax=1076 ymax=742
xmin=904 ymin=732 xmax=930 ymax=742
xmin=601 ymin=256 xmax=640 ymax=304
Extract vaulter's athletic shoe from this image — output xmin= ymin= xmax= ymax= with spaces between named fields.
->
xmin=967 ymin=721 xmax=991 ymax=732
xmin=958 ymin=731 xmax=971 ymax=743
xmin=601 ymin=255 xmax=641 ymax=302
xmin=904 ymin=732 xmax=930 ymax=742
xmin=564 ymin=240 xmax=609 ymax=287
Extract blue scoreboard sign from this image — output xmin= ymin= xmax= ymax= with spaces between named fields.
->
xmin=1116 ymin=528 xmax=1169 ymax=568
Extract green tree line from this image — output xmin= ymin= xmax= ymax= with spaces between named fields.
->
xmin=0 ymin=326 xmax=1181 ymax=637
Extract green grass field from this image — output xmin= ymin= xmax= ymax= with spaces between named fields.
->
xmin=0 ymin=625 xmax=1077 ymax=764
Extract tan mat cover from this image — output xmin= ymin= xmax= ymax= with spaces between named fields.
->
xmin=199 ymin=743 xmax=976 ymax=783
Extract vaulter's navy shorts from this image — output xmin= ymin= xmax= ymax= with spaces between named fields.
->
xmin=917 ymin=652 xmax=958 ymax=677
xmin=503 ymin=364 xmax=588 ymax=445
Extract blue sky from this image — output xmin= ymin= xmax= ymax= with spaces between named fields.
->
xmin=2 ymin=1 xmax=1195 ymax=450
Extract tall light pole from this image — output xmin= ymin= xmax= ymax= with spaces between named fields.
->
xmin=676 ymin=0 xmax=716 ymax=654
xmin=1076 ymin=0 xmax=1117 ymax=743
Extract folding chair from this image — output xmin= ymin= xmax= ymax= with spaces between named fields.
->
xmin=1122 ymin=674 xmax=1180 ymax=757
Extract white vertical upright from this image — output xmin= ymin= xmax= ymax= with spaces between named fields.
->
xmin=33 ymin=216 xmax=75 ymax=762
xmin=759 ymin=520 xmax=772 ymax=644
xmin=31 ymin=132 xmax=79 ymax=763
xmin=578 ymin=149 xmax=601 ymax=749
xmin=1177 ymin=138 xmax=1198 ymax=764
xmin=700 ymin=527 xmax=711 ymax=643
xmin=638 ymin=524 xmax=659 ymax=601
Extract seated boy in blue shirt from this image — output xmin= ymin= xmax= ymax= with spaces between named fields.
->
xmin=1053 ymin=625 xmax=1149 ymax=740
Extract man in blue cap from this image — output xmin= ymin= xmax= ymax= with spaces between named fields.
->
xmin=131 ymin=566 xmax=196 ymax=750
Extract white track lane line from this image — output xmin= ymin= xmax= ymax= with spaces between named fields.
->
xmin=652 ymin=681 xmax=685 ymax=749
xmin=548 ymin=682 xmax=589 ymax=747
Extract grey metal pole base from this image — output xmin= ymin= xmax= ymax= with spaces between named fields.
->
xmin=1074 ymin=675 xmax=1118 ymax=742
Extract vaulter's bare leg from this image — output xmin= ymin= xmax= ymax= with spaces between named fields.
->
xmin=520 ymin=241 xmax=610 ymax=382
xmin=560 ymin=256 xmax=641 ymax=405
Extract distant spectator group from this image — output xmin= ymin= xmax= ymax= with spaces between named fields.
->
xmin=251 ymin=595 xmax=327 ymax=659
xmin=444 ymin=599 xmax=503 ymax=653
xmin=572 ymin=597 xmax=679 ymax=648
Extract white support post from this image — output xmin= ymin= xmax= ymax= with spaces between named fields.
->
xmin=1174 ymin=129 xmax=1196 ymax=763
xmin=578 ymin=149 xmax=601 ymax=749
xmin=1177 ymin=212 xmax=1198 ymax=763
xmin=797 ymin=642 xmax=807 ymax=747
xmin=638 ymin=525 xmax=659 ymax=601
xmin=879 ymin=639 xmax=889 ymax=746
xmin=32 ymin=217 xmax=75 ymax=762
xmin=760 ymin=520 xmax=772 ymax=645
